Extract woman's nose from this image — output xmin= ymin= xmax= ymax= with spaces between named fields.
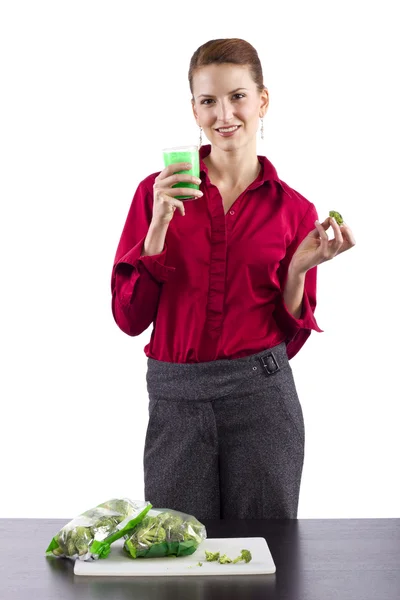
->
xmin=216 ymin=101 xmax=234 ymax=122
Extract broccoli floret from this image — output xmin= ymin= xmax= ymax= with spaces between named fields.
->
xmin=197 ymin=562 xmax=203 ymax=567
xmin=54 ymin=532 xmax=67 ymax=554
xmin=142 ymin=512 xmax=203 ymax=545
xmin=219 ymin=554 xmax=232 ymax=564
xmin=185 ymin=520 xmax=204 ymax=545
xmin=161 ymin=514 xmax=185 ymax=542
xmin=205 ymin=550 xmax=220 ymax=562
xmin=126 ymin=511 xmax=205 ymax=558
xmin=66 ymin=536 xmax=76 ymax=556
xmin=98 ymin=499 xmax=133 ymax=517
xmin=329 ymin=210 xmax=344 ymax=225
xmin=74 ymin=526 xmax=91 ymax=556
xmin=232 ymin=549 xmax=252 ymax=564
xmin=94 ymin=516 xmax=119 ymax=531
xmin=132 ymin=521 xmax=166 ymax=548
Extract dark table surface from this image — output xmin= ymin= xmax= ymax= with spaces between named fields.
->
xmin=1 ymin=518 xmax=399 ymax=600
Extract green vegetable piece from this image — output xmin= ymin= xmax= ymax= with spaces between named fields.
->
xmin=329 ymin=210 xmax=344 ymax=225
xmin=219 ymin=554 xmax=232 ymax=564
xmin=205 ymin=550 xmax=220 ymax=562
xmin=232 ymin=549 xmax=252 ymax=564
xmin=74 ymin=526 xmax=91 ymax=556
xmin=124 ymin=510 xmax=205 ymax=559
xmin=197 ymin=561 xmax=203 ymax=566
xmin=66 ymin=537 xmax=76 ymax=556
xmin=98 ymin=499 xmax=126 ymax=515
xmin=54 ymin=533 xmax=67 ymax=554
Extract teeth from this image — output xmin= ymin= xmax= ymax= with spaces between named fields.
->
xmin=218 ymin=126 xmax=239 ymax=133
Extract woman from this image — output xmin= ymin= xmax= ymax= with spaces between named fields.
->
xmin=111 ymin=39 xmax=356 ymax=521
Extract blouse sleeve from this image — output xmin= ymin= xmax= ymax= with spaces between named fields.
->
xmin=273 ymin=202 xmax=324 ymax=359
xmin=111 ymin=179 xmax=176 ymax=336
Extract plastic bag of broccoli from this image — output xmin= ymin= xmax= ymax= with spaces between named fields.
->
xmin=46 ymin=498 xmax=152 ymax=561
xmin=123 ymin=507 xmax=207 ymax=558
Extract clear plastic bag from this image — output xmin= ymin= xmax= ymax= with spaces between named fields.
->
xmin=124 ymin=507 xmax=207 ymax=558
xmin=46 ymin=498 xmax=152 ymax=561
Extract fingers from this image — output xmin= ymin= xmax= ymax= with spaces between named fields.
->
xmin=329 ymin=217 xmax=344 ymax=249
xmin=313 ymin=220 xmax=329 ymax=240
xmin=161 ymin=162 xmax=193 ymax=178
xmin=156 ymin=172 xmax=202 ymax=187
xmin=155 ymin=189 xmax=186 ymax=216
xmin=340 ymin=223 xmax=356 ymax=247
xmin=158 ymin=163 xmax=201 ymax=184
xmin=170 ymin=199 xmax=186 ymax=217
xmin=158 ymin=187 xmax=203 ymax=199
xmin=313 ymin=218 xmax=343 ymax=260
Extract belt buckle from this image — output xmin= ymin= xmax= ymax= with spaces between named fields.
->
xmin=259 ymin=351 xmax=280 ymax=376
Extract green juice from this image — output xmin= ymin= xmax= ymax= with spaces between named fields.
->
xmin=162 ymin=145 xmax=200 ymax=200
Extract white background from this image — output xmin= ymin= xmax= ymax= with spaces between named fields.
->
xmin=1 ymin=0 xmax=399 ymax=518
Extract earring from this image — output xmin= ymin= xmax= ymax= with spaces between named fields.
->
xmin=260 ymin=118 xmax=264 ymax=140
xmin=199 ymin=126 xmax=203 ymax=148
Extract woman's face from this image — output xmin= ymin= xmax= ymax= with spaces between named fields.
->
xmin=191 ymin=63 xmax=269 ymax=149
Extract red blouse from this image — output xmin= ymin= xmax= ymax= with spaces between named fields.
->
xmin=111 ymin=144 xmax=323 ymax=363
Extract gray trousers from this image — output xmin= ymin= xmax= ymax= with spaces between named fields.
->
xmin=143 ymin=342 xmax=305 ymax=521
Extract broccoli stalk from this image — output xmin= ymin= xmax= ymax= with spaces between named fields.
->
xmin=232 ymin=549 xmax=252 ymax=563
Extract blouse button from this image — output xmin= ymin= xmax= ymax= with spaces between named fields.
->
xmin=229 ymin=210 xmax=235 ymax=215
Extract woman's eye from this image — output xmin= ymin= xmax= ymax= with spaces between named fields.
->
xmin=201 ymin=94 xmax=245 ymax=105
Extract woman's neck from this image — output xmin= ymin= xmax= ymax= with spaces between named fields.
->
xmin=203 ymin=144 xmax=261 ymax=188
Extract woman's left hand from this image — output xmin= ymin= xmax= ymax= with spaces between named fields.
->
xmin=290 ymin=216 xmax=356 ymax=274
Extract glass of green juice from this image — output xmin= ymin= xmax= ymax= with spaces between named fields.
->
xmin=162 ymin=145 xmax=200 ymax=200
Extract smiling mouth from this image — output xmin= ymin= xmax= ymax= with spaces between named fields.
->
xmin=215 ymin=125 xmax=241 ymax=132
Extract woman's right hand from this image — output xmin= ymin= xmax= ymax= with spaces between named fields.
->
xmin=152 ymin=163 xmax=203 ymax=225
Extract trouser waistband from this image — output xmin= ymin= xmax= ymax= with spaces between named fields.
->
xmin=146 ymin=341 xmax=289 ymax=402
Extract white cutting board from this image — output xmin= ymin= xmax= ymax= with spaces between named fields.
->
xmin=74 ymin=537 xmax=276 ymax=577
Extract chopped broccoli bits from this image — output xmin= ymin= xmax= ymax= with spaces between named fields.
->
xmin=205 ymin=548 xmax=253 ymax=564
xmin=329 ymin=210 xmax=344 ymax=225
xmin=205 ymin=550 xmax=220 ymax=562
xmin=219 ymin=554 xmax=233 ymax=564
xmin=124 ymin=508 xmax=206 ymax=558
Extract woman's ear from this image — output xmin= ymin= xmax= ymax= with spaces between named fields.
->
xmin=191 ymin=99 xmax=199 ymax=125
xmin=260 ymin=88 xmax=269 ymax=117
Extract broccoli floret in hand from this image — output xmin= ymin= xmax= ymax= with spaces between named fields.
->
xmin=329 ymin=210 xmax=344 ymax=225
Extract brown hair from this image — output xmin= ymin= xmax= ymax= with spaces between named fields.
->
xmin=188 ymin=38 xmax=266 ymax=99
